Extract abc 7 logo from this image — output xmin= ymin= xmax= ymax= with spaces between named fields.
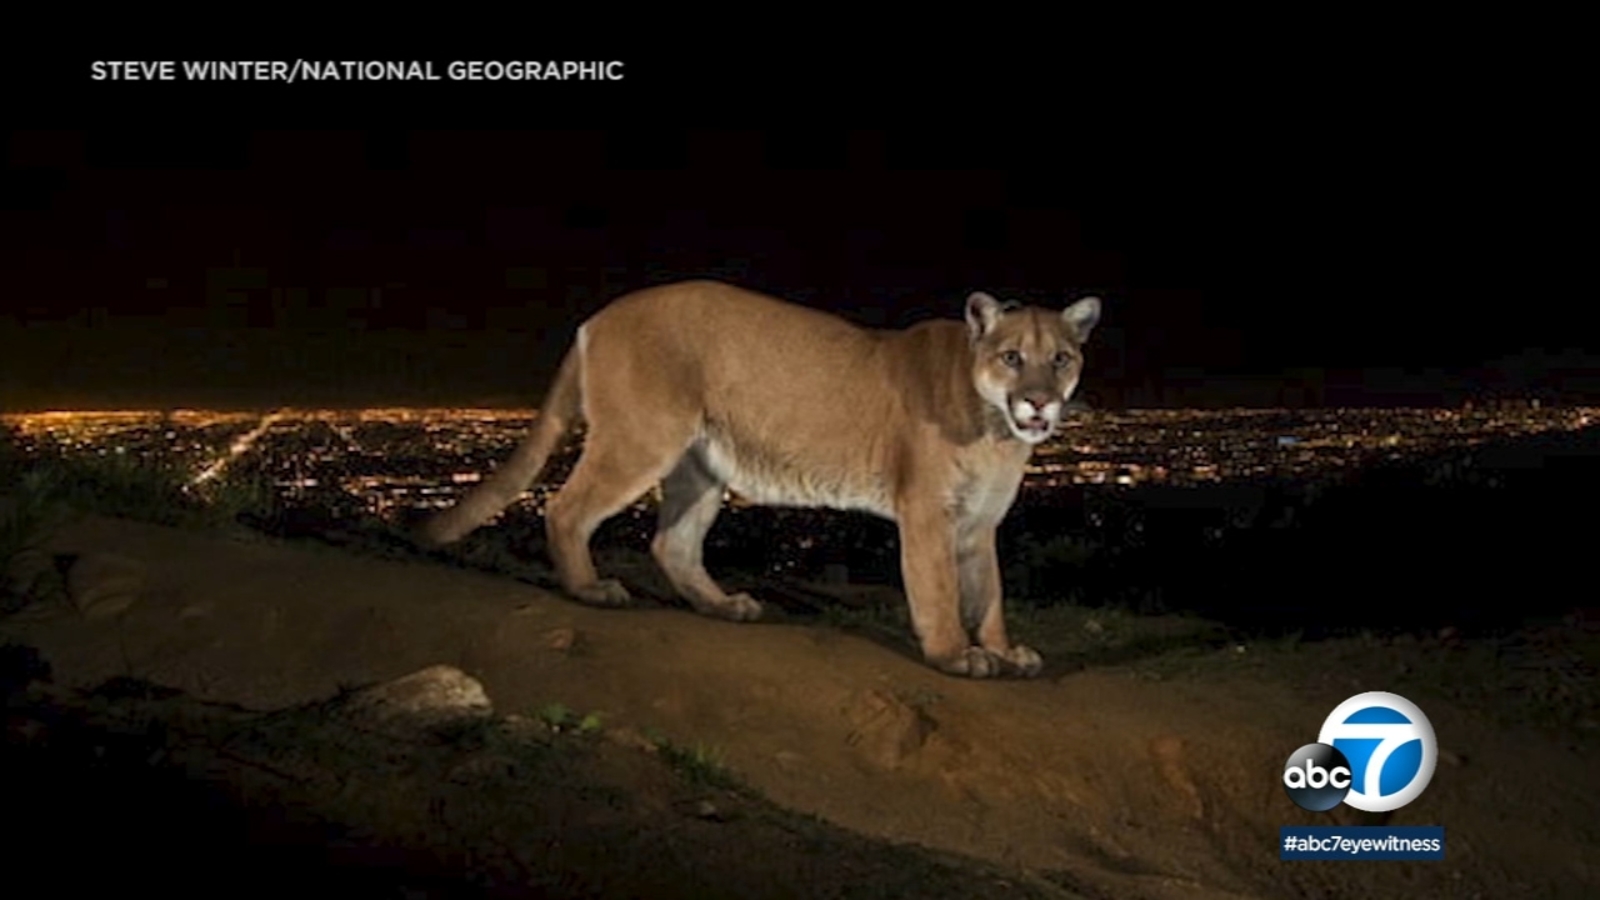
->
xmin=1282 ymin=691 xmax=1437 ymax=813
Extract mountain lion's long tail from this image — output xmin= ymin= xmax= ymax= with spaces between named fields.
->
xmin=416 ymin=342 xmax=584 ymax=547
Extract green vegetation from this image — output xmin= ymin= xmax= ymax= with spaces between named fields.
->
xmin=1 ymin=427 xmax=67 ymax=612
xmin=536 ymin=702 xmax=605 ymax=735
xmin=815 ymin=600 xmax=911 ymax=643
xmin=1121 ymin=624 xmax=1600 ymax=740
xmin=652 ymin=735 xmax=744 ymax=791
xmin=0 ymin=468 xmax=69 ymax=614
xmin=0 ymin=425 xmax=287 ymax=614
xmin=0 ymin=435 xmax=278 ymax=534
xmin=1002 ymin=531 xmax=1103 ymax=604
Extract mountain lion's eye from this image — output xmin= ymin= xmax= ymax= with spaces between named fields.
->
xmin=1052 ymin=352 xmax=1072 ymax=368
xmin=1001 ymin=350 xmax=1023 ymax=368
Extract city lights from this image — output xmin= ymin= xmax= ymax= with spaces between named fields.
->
xmin=5 ymin=402 xmax=1593 ymax=525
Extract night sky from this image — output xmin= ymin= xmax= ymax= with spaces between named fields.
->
xmin=2 ymin=44 xmax=1590 ymax=411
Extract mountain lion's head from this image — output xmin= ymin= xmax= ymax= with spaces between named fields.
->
xmin=966 ymin=291 xmax=1101 ymax=445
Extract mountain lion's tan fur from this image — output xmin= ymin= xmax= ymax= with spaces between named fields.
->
xmin=420 ymin=280 xmax=1100 ymax=678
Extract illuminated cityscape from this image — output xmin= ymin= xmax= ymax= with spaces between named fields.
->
xmin=4 ymin=403 xmax=1594 ymax=526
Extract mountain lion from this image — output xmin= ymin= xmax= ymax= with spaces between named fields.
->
xmin=419 ymin=280 xmax=1100 ymax=678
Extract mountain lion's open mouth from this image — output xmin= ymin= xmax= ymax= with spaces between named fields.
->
xmin=1012 ymin=413 xmax=1052 ymax=442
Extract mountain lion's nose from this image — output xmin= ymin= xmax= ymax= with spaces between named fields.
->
xmin=1020 ymin=391 xmax=1054 ymax=412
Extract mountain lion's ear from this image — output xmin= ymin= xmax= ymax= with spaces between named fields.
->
xmin=1063 ymin=296 xmax=1101 ymax=341
xmin=966 ymin=292 xmax=1003 ymax=341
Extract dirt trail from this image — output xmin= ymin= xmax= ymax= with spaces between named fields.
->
xmin=4 ymin=514 xmax=1594 ymax=898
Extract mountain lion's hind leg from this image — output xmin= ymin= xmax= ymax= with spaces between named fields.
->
xmin=545 ymin=426 xmax=686 ymax=608
xmin=651 ymin=452 xmax=762 ymax=622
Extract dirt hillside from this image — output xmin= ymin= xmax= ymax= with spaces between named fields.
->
xmin=4 ymin=514 xmax=1594 ymax=898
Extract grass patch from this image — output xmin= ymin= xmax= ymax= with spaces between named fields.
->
xmin=815 ymin=600 xmax=906 ymax=634
xmin=1003 ymin=601 xmax=1234 ymax=671
xmin=1109 ymin=623 xmax=1600 ymax=741
xmin=0 ymin=443 xmax=291 ymax=618
xmin=535 ymin=702 xmax=604 ymax=735
xmin=0 ymin=469 xmax=72 ymax=614
xmin=1 ymin=447 xmax=279 ymax=534
xmin=653 ymin=736 xmax=743 ymax=791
